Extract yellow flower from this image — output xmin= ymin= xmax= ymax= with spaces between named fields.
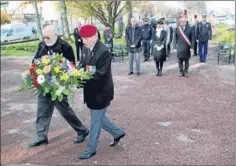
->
xmin=54 ymin=66 xmax=61 ymax=73
xmin=42 ymin=56 xmax=50 ymax=65
xmin=36 ymin=69 xmax=43 ymax=74
xmin=43 ymin=65 xmax=51 ymax=74
xmin=60 ymin=72 xmax=69 ymax=81
xmin=72 ymin=69 xmax=79 ymax=77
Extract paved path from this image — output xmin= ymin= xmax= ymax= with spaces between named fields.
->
xmin=1 ymin=44 xmax=235 ymax=165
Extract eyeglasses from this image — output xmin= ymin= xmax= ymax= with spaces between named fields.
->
xmin=43 ymin=36 xmax=50 ymax=40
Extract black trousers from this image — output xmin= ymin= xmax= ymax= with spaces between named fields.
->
xmin=178 ymin=58 xmax=189 ymax=73
xmin=142 ymin=40 xmax=151 ymax=58
xmin=155 ymin=60 xmax=164 ymax=70
xmin=75 ymin=43 xmax=83 ymax=61
xmin=194 ymin=40 xmax=198 ymax=55
xmin=35 ymin=94 xmax=88 ymax=141
xmin=166 ymin=43 xmax=171 ymax=57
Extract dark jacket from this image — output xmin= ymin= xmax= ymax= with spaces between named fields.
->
xmin=192 ymin=24 xmax=198 ymax=41
xmin=103 ymin=29 xmax=114 ymax=45
xmin=79 ymin=40 xmax=114 ymax=110
xmin=174 ymin=24 xmax=194 ymax=59
xmin=152 ymin=29 xmax=167 ymax=61
xmin=141 ymin=24 xmax=152 ymax=41
xmin=165 ymin=26 xmax=174 ymax=44
xmin=33 ymin=37 xmax=75 ymax=64
xmin=73 ymin=28 xmax=83 ymax=47
xmin=196 ymin=22 xmax=212 ymax=42
xmin=125 ymin=25 xmax=143 ymax=53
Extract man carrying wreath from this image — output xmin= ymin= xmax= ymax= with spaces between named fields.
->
xmin=78 ymin=25 xmax=125 ymax=159
xmin=28 ymin=25 xmax=89 ymax=148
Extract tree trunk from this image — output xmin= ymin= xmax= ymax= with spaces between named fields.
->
xmin=32 ymin=1 xmax=43 ymax=40
xmin=59 ymin=0 xmax=70 ymax=40
xmin=127 ymin=1 xmax=132 ymax=27
xmin=118 ymin=13 xmax=124 ymax=35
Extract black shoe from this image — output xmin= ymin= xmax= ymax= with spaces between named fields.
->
xmin=156 ymin=70 xmax=160 ymax=76
xmin=109 ymin=133 xmax=126 ymax=147
xmin=27 ymin=139 xmax=49 ymax=148
xmin=79 ymin=150 xmax=96 ymax=160
xmin=128 ymin=72 xmax=133 ymax=75
xmin=74 ymin=129 xmax=89 ymax=144
xmin=179 ymin=72 xmax=185 ymax=77
xmin=159 ymin=69 xmax=162 ymax=76
xmin=184 ymin=71 xmax=188 ymax=77
xmin=137 ymin=72 xmax=140 ymax=76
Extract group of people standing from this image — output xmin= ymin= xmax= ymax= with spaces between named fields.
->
xmin=125 ymin=14 xmax=212 ymax=77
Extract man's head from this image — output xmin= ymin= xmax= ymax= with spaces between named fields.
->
xmin=143 ymin=17 xmax=149 ymax=25
xmin=131 ymin=17 xmax=137 ymax=27
xmin=156 ymin=20 xmax=163 ymax=29
xmin=202 ymin=14 xmax=207 ymax=22
xmin=180 ymin=16 xmax=187 ymax=26
xmin=105 ymin=24 xmax=111 ymax=30
xmin=42 ymin=25 xmax=58 ymax=46
xmin=79 ymin=24 xmax=98 ymax=48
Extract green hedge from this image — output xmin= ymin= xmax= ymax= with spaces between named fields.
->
xmin=214 ymin=23 xmax=235 ymax=45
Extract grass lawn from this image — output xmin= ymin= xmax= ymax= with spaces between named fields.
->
xmin=0 ymin=32 xmax=126 ymax=56
xmin=1 ymin=50 xmax=35 ymax=56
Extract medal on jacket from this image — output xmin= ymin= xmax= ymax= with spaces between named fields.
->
xmin=86 ymin=65 xmax=96 ymax=74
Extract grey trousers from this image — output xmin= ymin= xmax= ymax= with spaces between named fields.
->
xmin=129 ymin=52 xmax=141 ymax=73
xmin=36 ymin=94 xmax=88 ymax=141
xmin=87 ymin=107 xmax=125 ymax=153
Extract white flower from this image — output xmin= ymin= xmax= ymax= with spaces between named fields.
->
xmin=37 ymin=75 xmax=45 ymax=84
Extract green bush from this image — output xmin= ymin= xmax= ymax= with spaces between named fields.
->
xmin=214 ymin=23 xmax=235 ymax=45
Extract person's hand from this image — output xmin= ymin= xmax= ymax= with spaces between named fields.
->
xmin=190 ymin=48 xmax=194 ymax=55
xmin=130 ymin=45 xmax=135 ymax=48
xmin=196 ymin=39 xmax=199 ymax=43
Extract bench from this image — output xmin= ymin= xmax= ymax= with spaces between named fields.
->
xmin=110 ymin=44 xmax=128 ymax=62
xmin=217 ymin=43 xmax=235 ymax=64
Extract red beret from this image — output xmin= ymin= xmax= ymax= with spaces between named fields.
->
xmin=79 ymin=24 xmax=97 ymax=37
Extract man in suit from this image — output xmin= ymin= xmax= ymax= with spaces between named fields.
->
xmin=125 ymin=17 xmax=143 ymax=75
xmin=73 ymin=22 xmax=83 ymax=62
xmin=78 ymin=25 xmax=125 ymax=159
xmin=174 ymin=16 xmax=194 ymax=77
xmin=164 ymin=21 xmax=174 ymax=57
xmin=192 ymin=19 xmax=199 ymax=56
xmin=196 ymin=14 xmax=212 ymax=63
xmin=28 ymin=25 xmax=89 ymax=148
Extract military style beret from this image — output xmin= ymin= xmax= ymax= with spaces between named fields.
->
xmin=79 ymin=24 xmax=97 ymax=37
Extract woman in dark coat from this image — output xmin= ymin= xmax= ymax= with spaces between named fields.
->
xmin=152 ymin=20 xmax=167 ymax=76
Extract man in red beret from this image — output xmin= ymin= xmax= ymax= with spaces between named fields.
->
xmin=78 ymin=24 xmax=125 ymax=159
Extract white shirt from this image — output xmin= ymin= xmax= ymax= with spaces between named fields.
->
xmin=156 ymin=28 xmax=162 ymax=38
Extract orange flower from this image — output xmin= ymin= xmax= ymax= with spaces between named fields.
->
xmin=43 ymin=65 xmax=51 ymax=74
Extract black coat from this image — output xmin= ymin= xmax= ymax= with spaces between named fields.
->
xmin=174 ymin=24 xmax=194 ymax=59
xmin=103 ymin=29 xmax=114 ymax=45
xmin=152 ymin=29 xmax=167 ymax=62
xmin=196 ymin=22 xmax=212 ymax=42
xmin=125 ymin=25 xmax=143 ymax=53
xmin=141 ymin=24 xmax=152 ymax=41
xmin=79 ymin=40 xmax=114 ymax=110
xmin=33 ymin=37 xmax=76 ymax=64
xmin=73 ymin=28 xmax=83 ymax=47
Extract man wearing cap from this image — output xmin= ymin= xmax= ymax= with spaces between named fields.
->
xmin=196 ymin=14 xmax=212 ymax=63
xmin=73 ymin=22 xmax=83 ymax=62
xmin=103 ymin=24 xmax=114 ymax=52
xmin=141 ymin=17 xmax=152 ymax=62
xmin=28 ymin=24 xmax=89 ymax=148
xmin=125 ymin=17 xmax=143 ymax=75
xmin=174 ymin=16 xmax=194 ymax=77
xmin=78 ymin=24 xmax=125 ymax=159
